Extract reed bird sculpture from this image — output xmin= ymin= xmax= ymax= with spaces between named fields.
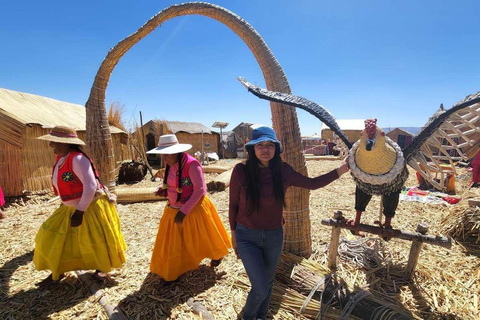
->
xmin=239 ymin=77 xmax=480 ymax=231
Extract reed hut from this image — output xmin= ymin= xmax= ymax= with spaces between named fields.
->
xmin=140 ymin=120 xmax=219 ymax=164
xmin=0 ymin=87 xmax=132 ymax=197
xmin=321 ymin=119 xmax=364 ymax=145
xmin=386 ymin=127 xmax=414 ymax=149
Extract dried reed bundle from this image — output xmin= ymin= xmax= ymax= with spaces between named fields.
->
xmin=440 ymin=189 xmax=480 ymax=242
xmin=275 ymin=252 xmax=415 ymax=320
xmin=116 ymin=187 xmax=165 ymax=203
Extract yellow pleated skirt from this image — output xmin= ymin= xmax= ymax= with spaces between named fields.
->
xmin=150 ymin=196 xmax=231 ymax=281
xmin=33 ymin=196 xmax=126 ymax=280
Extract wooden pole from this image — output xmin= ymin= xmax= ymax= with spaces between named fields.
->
xmin=321 ymin=218 xmax=451 ymax=248
xmin=327 ymin=211 xmax=343 ymax=270
xmin=379 ymin=195 xmax=384 ymax=224
xmin=404 ymin=222 xmax=429 ymax=280
xmin=220 ymin=127 xmax=224 ymax=159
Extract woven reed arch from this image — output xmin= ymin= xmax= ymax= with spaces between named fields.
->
xmin=86 ymin=2 xmax=312 ymax=256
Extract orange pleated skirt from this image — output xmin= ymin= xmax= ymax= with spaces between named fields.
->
xmin=150 ymin=196 xmax=231 ymax=281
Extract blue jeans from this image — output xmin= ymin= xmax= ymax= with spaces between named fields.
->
xmin=236 ymin=223 xmax=284 ymax=320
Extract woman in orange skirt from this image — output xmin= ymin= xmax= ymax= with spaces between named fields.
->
xmin=148 ymin=134 xmax=231 ymax=282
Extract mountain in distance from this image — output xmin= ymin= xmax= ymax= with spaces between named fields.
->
xmin=383 ymin=127 xmax=422 ymax=135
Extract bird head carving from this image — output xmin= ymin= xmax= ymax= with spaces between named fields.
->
xmin=360 ymin=118 xmax=386 ymax=152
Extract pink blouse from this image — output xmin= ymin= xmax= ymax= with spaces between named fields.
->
xmin=165 ymin=160 xmax=206 ymax=215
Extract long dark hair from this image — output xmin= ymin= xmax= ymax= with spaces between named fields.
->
xmin=163 ymin=152 xmax=184 ymax=203
xmin=244 ymin=144 xmax=285 ymax=214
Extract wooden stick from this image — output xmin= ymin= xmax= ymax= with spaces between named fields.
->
xmin=321 ymin=218 xmax=452 ymax=248
xmin=76 ymin=271 xmax=127 ymax=320
xmin=327 ymin=211 xmax=343 ymax=270
xmin=404 ymin=223 xmax=429 ymax=280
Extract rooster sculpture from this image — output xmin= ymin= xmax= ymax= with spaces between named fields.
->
xmin=238 ymin=77 xmax=480 ymax=230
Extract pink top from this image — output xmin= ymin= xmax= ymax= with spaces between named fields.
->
xmin=52 ymin=153 xmax=97 ymax=212
xmin=0 ymin=184 xmax=4 ymax=207
xmin=472 ymin=151 xmax=480 ymax=183
xmin=165 ymin=160 xmax=206 ymax=215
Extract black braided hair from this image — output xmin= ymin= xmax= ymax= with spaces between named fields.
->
xmin=162 ymin=152 xmax=184 ymax=203
xmin=177 ymin=153 xmax=183 ymax=202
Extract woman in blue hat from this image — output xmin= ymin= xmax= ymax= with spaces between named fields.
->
xmin=229 ymin=126 xmax=349 ymax=320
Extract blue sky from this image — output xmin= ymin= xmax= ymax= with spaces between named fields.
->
xmin=2 ymin=0 xmax=480 ymax=136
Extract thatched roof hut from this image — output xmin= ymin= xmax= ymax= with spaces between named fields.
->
xmin=321 ymin=119 xmax=364 ymax=145
xmin=386 ymin=127 xmax=415 ymax=149
xmin=0 ymin=87 xmax=132 ymax=197
xmin=140 ymin=120 xmax=219 ymax=164
xmin=231 ymin=122 xmax=265 ymax=143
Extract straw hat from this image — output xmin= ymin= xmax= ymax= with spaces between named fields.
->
xmin=37 ymin=126 xmax=85 ymax=145
xmin=245 ymin=126 xmax=283 ymax=153
xmin=146 ymin=134 xmax=192 ymax=154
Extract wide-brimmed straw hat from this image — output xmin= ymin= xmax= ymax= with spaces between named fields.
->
xmin=245 ymin=126 xmax=282 ymax=153
xmin=146 ymin=134 xmax=192 ymax=154
xmin=37 ymin=126 xmax=85 ymax=145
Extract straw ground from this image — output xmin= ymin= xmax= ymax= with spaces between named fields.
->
xmin=0 ymin=159 xmax=479 ymax=319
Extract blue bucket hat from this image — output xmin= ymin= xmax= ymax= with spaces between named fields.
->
xmin=245 ymin=126 xmax=283 ymax=153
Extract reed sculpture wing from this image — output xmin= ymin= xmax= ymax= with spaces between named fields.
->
xmin=405 ymin=90 xmax=480 ymax=190
xmin=239 ymin=77 xmax=480 ymax=191
xmin=238 ymin=77 xmax=352 ymax=149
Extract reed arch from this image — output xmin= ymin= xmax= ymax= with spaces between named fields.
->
xmin=86 ymin=2 xmax=312 ymax=256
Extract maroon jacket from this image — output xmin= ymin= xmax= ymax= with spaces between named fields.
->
xmin=229 ymin=162 xmax=339 ymax=230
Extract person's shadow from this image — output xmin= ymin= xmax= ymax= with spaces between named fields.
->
xmin=0 ymin=250 xmax=97 ymax=319
xmin=118 ymin=265 xmax=226 ymax=318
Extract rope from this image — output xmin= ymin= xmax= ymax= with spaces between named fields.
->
xmin=339 ymin=289 xmax=371 ymax=320
xmin=283 ymin=215 xmax=310 ymax=222
xmin=283 ymin=237 xmax=311 ymax=244
xmin=300 ymin=278 xmax=325 ymax=313
xmin=283 ymin=207 xmax=310 ymax=214
xmin=318 ymin=277 xmax=344 ymax=320
xmin=335 ymin=237 xmax=390 ymax=271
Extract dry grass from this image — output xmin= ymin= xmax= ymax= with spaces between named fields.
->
xmin=108 ymin=101 xmax=127 ymax=132
xmin=1 ymin=159 xmax=479 ymax=319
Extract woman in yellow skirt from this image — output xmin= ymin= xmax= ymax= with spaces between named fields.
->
xmin=147 ymin=134 xmax=231 ymax=282
xmin=34 ymin=126 xmax=126 ymax=287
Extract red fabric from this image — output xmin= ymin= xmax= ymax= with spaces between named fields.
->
xmin=0 ymin=184 xmax=4 ymax=207
xmin=471 ymin=152 xmax=480 ymax=183
xmin=442 ymin=196 xmax=461 ymax=204
xmin=52 ymin=151 xmax=84 ymax=201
